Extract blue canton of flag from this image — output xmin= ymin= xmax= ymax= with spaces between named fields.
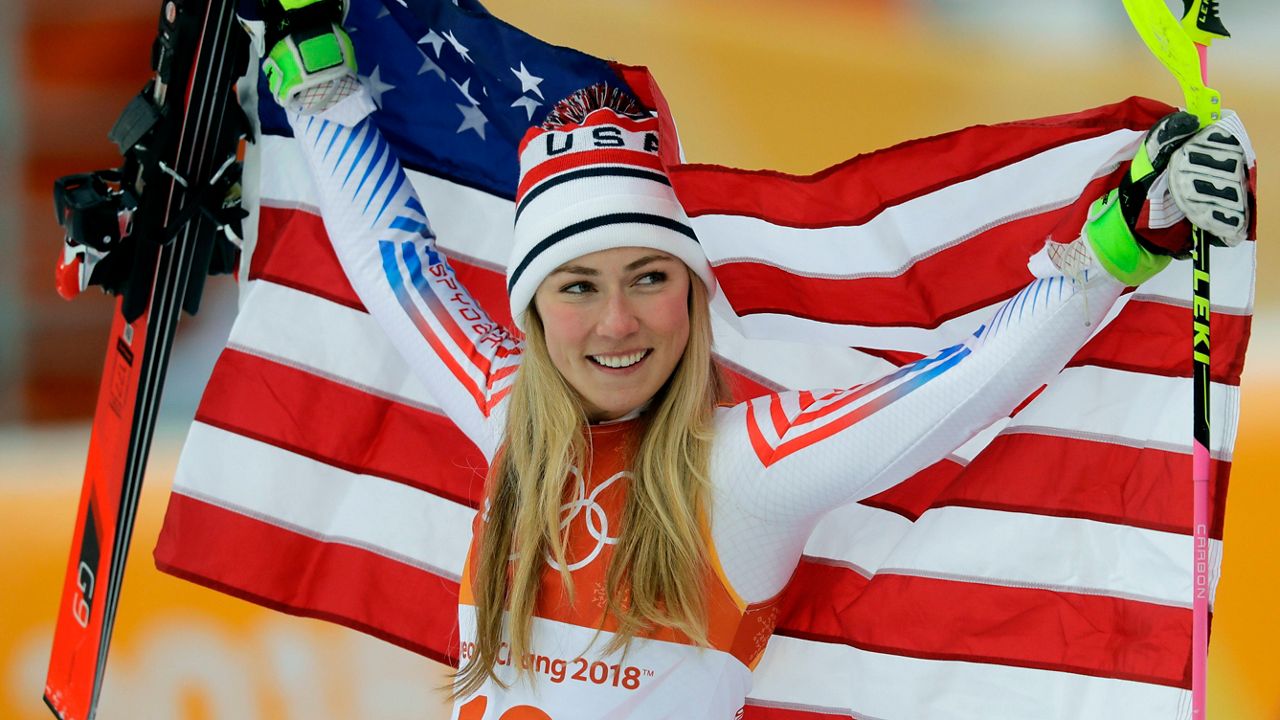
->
xmin=255 ymin=0 xmax=628 ymax=197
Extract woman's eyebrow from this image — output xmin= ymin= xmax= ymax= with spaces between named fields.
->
xmin=624 ymin=254 xmax=672 ymax=271
xmin=550 ymin=264 xmax=597 ymax=276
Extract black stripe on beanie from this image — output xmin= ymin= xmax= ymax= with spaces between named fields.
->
xmin=514 ymin=166 xmax=673 ymax=222
xmin=508 ymin=212 xmax=699 ymax=293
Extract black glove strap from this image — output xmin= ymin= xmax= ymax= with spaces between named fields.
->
xmin=261 ymin=0 xmax=346 ymax=54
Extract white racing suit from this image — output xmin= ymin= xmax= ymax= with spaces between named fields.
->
xmin=288 ymin=90 xmax=1130 ymax=720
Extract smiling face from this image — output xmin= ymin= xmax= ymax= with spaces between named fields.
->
xmin=531 ymin=247 xmax=692 ymax=422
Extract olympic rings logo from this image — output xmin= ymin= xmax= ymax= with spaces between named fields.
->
xmin=547 ymin=468 xmax=628 ymax=571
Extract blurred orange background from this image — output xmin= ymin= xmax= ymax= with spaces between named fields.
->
xmin=2 ymin=1 xmax=1276 ymax=718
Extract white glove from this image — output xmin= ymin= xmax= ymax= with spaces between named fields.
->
xmin=1169 ymin=115 xmax=1250 ymax=246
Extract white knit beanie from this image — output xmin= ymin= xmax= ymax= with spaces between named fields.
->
xmin=507 ymin=88 xmax=715 ymax=330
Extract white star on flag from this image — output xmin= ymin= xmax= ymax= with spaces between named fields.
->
xmin=418 ymin=29 xmax=446 ymax=57
xmin=510 ymin=62 xmax=544 ymax=99
xmin=417 ymin=48 xmax=445 ymax=81
xmin=363 ymin=65 xmax=396 ymax=108
xmin=376 ymin=5 xmax=389 ymax=18
xmin=456 ymin=103 xmax=488 ymax=139
xmin=443 ymin=29 xmax=473 ymax=63
xmin=451 ymin=77 xmax=480 ymax=106
xmin=512 ymin=95 xmax=542 ymax=121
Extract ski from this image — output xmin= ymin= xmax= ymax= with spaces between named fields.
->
xmin=42 ymin=0 xmax=248 ymax=718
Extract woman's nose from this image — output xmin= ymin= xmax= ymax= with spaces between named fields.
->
xmin=596 ymin=291 xmax=641 ymax=338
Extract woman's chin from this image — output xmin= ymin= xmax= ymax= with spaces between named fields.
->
xmin=586 ymin=403 xmax=637 ymax=422
xmin=573 ymin=355 xmax=673 ymax=421
xmin=582 ymin=390 xmax=650 ymax=422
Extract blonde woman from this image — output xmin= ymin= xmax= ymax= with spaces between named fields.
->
xmin=259 ymin=5 xmax=1253 ymax=718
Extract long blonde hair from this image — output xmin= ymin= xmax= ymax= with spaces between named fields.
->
xmin=450 ymin=274 xmax=728 ymax=698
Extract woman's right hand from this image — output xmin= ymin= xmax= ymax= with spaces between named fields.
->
xmin=259 ymin=0 xmax=359 ymax=113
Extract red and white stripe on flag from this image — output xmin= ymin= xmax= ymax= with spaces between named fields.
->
xmin=153 ymin=80 xmax=1253 ymax=720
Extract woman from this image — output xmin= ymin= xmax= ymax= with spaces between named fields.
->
xmin=259 ymin=6 xmax=1252 ymax=718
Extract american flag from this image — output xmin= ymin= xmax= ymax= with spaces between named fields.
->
xmin=154 ymin=0 xmax=1255 ymax=717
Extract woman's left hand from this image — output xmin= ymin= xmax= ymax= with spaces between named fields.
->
xmin=1168 ymin=115 xmax=1252 ymax=248
xmin=1125 ymin=111 xmax=1254 ymax=259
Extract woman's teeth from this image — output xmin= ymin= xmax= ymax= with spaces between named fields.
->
xmin=590 ymin=350 xmax=648 ymax=369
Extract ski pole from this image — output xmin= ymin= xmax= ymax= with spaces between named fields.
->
xmin=1118 ymin=1 xmax=1229 ymax=717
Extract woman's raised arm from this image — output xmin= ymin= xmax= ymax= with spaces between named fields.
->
xmin=728 ymin=243 xmax=1125 ymax=512
xmin=707 ymin=111 xmax=1253 ymax=603
xmin=286 ymin=88 xmax=521 ymax=461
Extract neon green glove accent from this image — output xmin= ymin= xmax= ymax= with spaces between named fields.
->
xmin=1129 ymin=135 xmax=1156 ymax=183
xmin=262 ymin=23 xmax=357 ymax=112
xmin=298 ymin=32 xmax=345 ymax=71
xmin=264 ymin=40 xmax=302 ymax=99
xmin=1083 ymin=188 xmax=1171 ymax=286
